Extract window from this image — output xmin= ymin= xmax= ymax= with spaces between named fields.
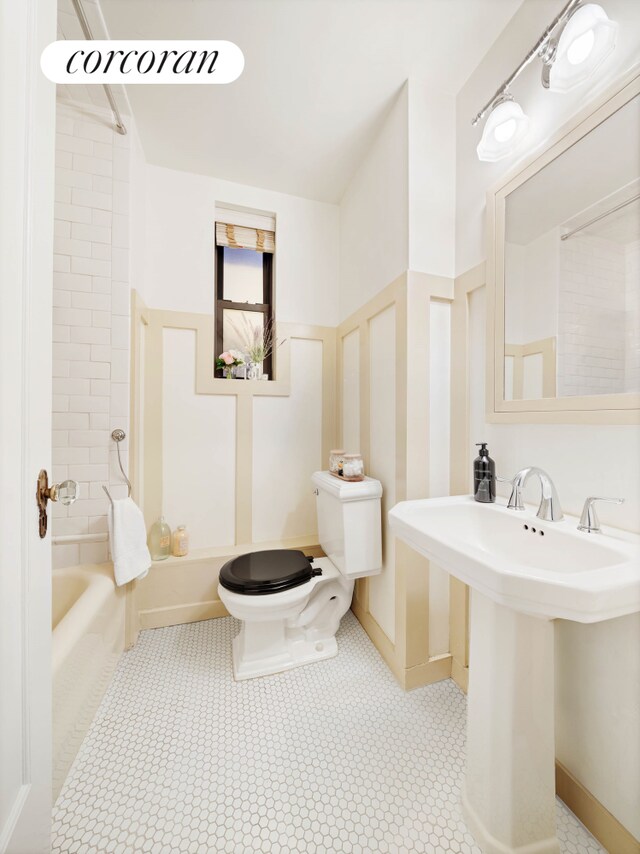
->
xmin=214 ymin=219 xmax=275 ymax=379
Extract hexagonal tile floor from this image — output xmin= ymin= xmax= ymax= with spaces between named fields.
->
xmin=52 ymin=612 xmax=604 ymax=854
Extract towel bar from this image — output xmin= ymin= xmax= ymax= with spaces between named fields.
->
xmin=52 ymin=533 xmax=109 ymax=545
xmin=103 ymin=428 xmax=132 ymax=505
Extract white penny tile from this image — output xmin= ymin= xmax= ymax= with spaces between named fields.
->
xmin=52 ymin=613 xmax=605 ymax=854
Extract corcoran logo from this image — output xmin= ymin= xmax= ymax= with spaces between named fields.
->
xmin=41 ymin=40 xmax=244 ymax=84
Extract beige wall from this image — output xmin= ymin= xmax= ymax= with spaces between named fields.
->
xmin=338 ymin=273 xmax=455 ymax=690
xmin=162 ymin=328 xmax=237 ymax=549
xmin=367 ymin=303 xmax=397 ymax=641
xmin=159 ymin=326 xmax=327 ymax=550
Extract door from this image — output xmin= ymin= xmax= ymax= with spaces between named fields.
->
xmin=0 ymin=0 xmax=56 ymax=851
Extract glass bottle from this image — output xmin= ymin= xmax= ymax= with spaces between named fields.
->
xmin=329 ymin=449 xmax=346 ymax=474
xmin=171 ymin=525 xmax=189 ymax=557
xmin=342 ymin=453 xmax=364 ymax=480
xmin=148 ymin=516 xmax=171 ymax=560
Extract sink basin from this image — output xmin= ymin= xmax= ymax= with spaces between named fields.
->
xmin=389 ymin=495 xmax=640 ymax=854
xmin=389 ymin=495 xmax=640 ymax=622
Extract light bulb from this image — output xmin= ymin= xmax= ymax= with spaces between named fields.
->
xmin=544 ymin=4 xmax=617 ymax=93
xmin=566 ymin=27 xmax=596 ymax=65
xmin=477 ymin=97 xmax=530 ymax=162
xmin=494 ymin=118 xmax=517 ymax=143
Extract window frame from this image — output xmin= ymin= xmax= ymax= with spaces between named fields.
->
xmin=214 ymin=244 xmax=274 ymax=379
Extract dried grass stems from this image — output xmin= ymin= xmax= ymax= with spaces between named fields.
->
xmin=230 ymin=313 xmax=286 ymax=365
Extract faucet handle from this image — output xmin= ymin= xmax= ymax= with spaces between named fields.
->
xmin=578 ymin=496 xmax=624 ymax=534
xmin=497 ymin=474 xmax=524 ymax=511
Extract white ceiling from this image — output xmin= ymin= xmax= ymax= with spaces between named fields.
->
xmin=94 ymin=0 xmax=524 ymax=202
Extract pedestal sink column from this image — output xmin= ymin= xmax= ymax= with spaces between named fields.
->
xmin=462 ymin=590 xmax=560 ymax=854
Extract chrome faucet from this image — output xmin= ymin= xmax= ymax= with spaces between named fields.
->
xmin=500 ymin=467 xmax=564 ymax=522
xmin=577 ymin=496 xmax=624 ymax=533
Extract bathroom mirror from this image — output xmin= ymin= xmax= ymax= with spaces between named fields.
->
xmin=488 ymin=72 xmax=640 ymax=422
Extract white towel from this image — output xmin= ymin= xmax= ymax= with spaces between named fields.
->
xmin=108 ymin=497 xmax=152 ymax=587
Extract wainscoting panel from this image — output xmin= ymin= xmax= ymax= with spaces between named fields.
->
xmin=368 ymin=305 xmax=397 ymax=643
xmin=338 ymin=272 xmax=456 ymax=690
xmin=428 ymin=299 xmax=451 ymax=658
xmin=162 ymin=328 xmax=237 ymax=550
xmin=129 ymin=296 xmax=336 ymax=643
xmin=252 ymin=338 xmax=324 ymax=543
xmin=341 ymin=328 xmax=360 ymax=454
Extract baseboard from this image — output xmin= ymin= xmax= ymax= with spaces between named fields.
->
xmin=555 ymin=762 xmax=640 ymax=854
xmin=139 ymin=599 xmax=229 ymax=630
xmin=404 ymin=655 xmax=452 ymax=690
xmin=351 ymin=598 xmax=400 ymax=682
xmin=350 ymin=601 xmax=453 ymax=691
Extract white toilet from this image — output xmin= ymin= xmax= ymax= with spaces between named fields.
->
xmin=218 ymin=471 xmax=382 ymax=680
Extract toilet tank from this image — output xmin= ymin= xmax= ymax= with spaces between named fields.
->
xmin=312 ymin=471 xmax=383 ymax=579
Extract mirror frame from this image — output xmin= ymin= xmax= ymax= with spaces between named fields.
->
xmin=486 ymin=68 xmax=640 ymax=424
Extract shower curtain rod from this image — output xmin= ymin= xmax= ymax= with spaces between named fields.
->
xmin=70 ymin=0 xmax=127 ymax=135
xmin=560 ymin=193 xmax=640 ymax=241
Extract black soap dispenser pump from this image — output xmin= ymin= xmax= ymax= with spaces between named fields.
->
xmin=474 ymin=443 xmax=495 ymax=503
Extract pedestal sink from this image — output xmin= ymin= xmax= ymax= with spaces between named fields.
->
xmin=389 ymin=495 xmax=640 ymax=854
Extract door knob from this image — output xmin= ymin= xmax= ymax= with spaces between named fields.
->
xmin=36 ymin=470 xmax=79 ymax=538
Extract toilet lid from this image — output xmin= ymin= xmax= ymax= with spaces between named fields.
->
xmin=219 ymin=549 xmax=322 ymax=595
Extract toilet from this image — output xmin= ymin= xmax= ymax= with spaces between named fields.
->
xmin=218 ymin=470 xmax=382 ymax=680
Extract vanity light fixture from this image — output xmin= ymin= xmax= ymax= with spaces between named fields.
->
xmin=541 ymin=3 xmax=618 ymax=92
xmin=476 ymin=94 xmax=531 ymax=162
xmin=472 ymin=0 xmax=618 ymax=161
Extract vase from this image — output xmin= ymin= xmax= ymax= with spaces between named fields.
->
xmin=223 ymin=366 xmax=234 ymax=379
xmin=248 ymin=361 xmax=263 ymax=380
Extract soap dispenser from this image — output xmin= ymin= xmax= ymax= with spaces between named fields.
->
xmin=473 ymin=443 xmax=495 ymax=503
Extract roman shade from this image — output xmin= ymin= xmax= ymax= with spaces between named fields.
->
xmin=215 ymin=221 xmax=275 ymax=254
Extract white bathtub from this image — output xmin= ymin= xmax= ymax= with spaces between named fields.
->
xmin=52 ymin=563 xmax=125 ymax=800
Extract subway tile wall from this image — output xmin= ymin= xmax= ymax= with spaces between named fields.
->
xmin=625 ymin=240 xmax=640 ymax=393
xmin=557 ymin=233 xmax=637 ymax=397
xmin=52 ymin=102 xmax=131 ymax=569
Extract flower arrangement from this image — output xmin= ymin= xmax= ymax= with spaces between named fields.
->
xmin=216 ymin=349 xmax=244 ymax=378
xmin=230 ymin=314 xmax=285 ymax=377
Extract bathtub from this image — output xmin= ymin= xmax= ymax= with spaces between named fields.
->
xmin=52 ymin=563 xmax=125 ymax=800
